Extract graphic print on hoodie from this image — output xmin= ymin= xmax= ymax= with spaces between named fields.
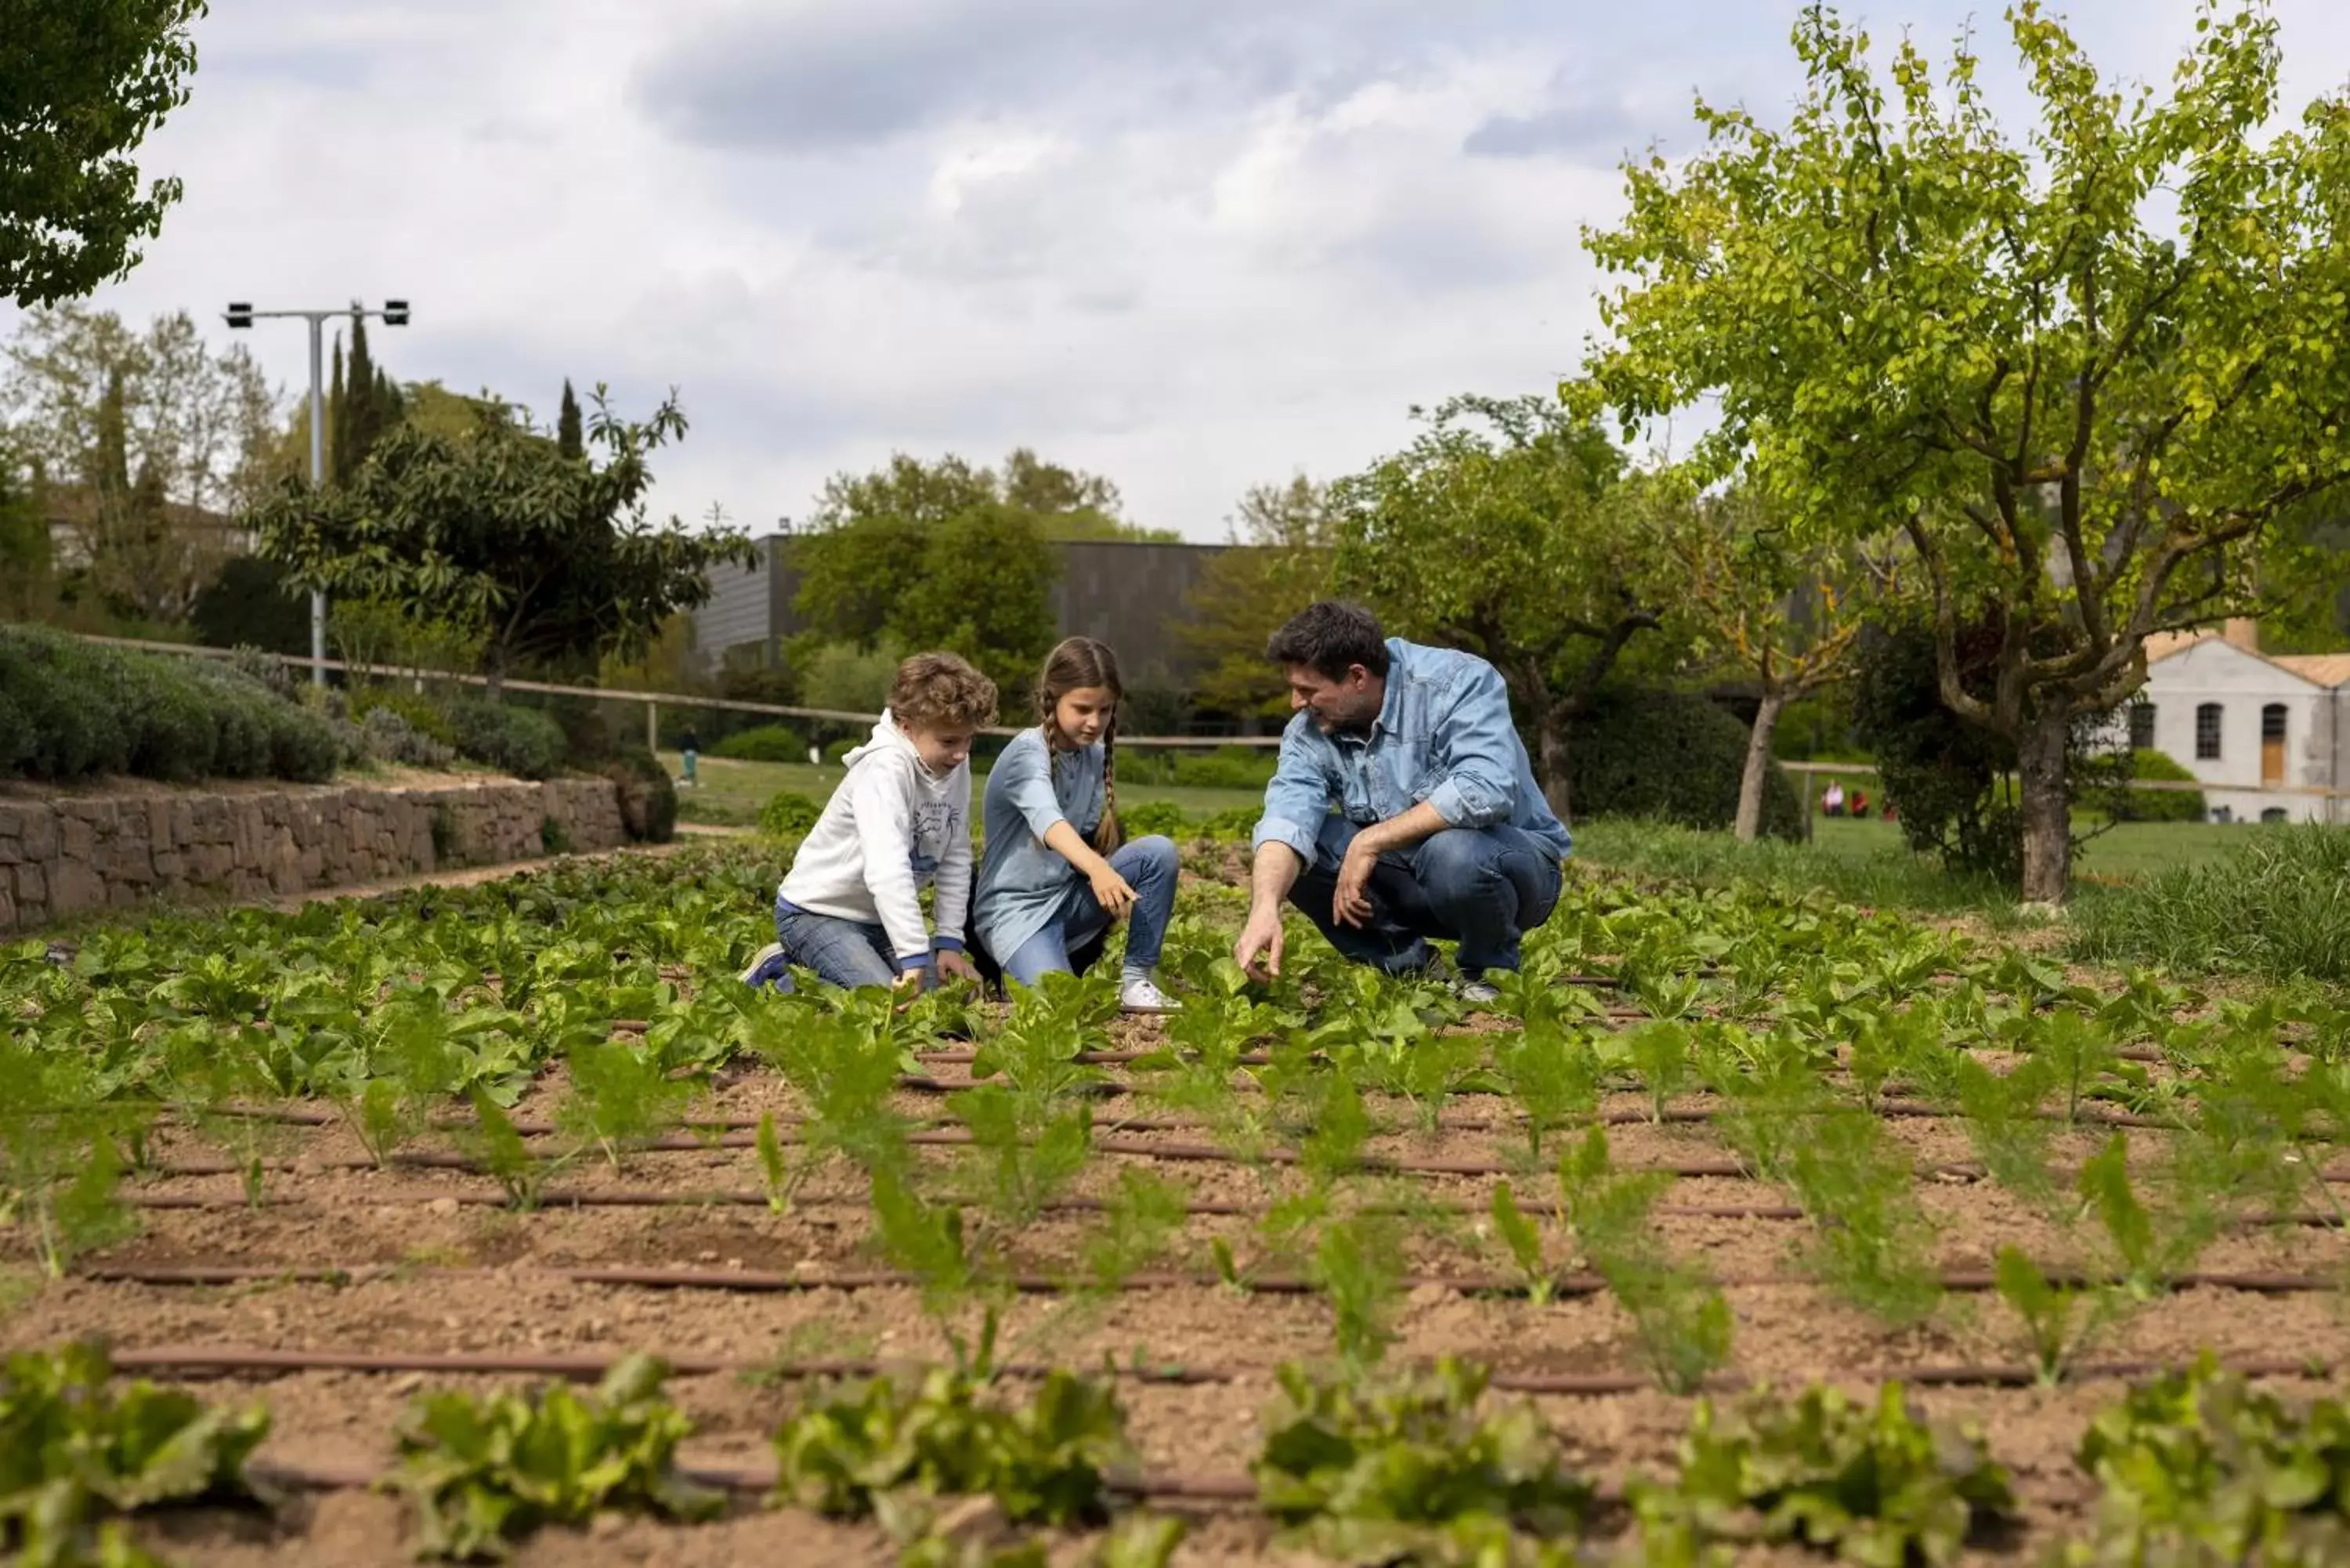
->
xmin=776 ymin=713 xmax=974 ymax=966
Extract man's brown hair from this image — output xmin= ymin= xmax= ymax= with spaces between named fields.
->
xmin=890 ymin=652 xmax=998 ymax=731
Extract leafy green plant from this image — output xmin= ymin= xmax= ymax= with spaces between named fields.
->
xmin=870 ymin=1167 xmax=980 ymax=1319
xmin=1312 ymin=1214 xmax=1408 ymax=1371
xmin=747 ymin=1007 xmax=913 ymax=1194
xmin=389 ymin=1353 xmax=722 ymax=1561
xmin=772 ymin=1339 xmax=1133 ymax=1534
xmin=0 ymin=1036 xmax=144 ymax=1278
xmin=1632 ymin=1383 xmax=2016 ymax=1567
xmin=1951 ymin=1055 xmax=2059 ymax=1210
xmin=1558 ymin=1129 xmax=1732 ymax=1394
xmin=1992 ymin=1246 xmax=2113 ymax=1389
xmin=2078 ymin=1133 xmax=2219 ymax=1298
xmin=0 ymin=1341 xmax=271 ymax=1568
xmin=1492 ymin=1024 xmax=1601 ymax=1164
xmin=950 ymin=1089 xmax=1092 ymax=1229
xmin=555 ymin=1038 xmax=693 ymax=1172
xmin=1783 ymin=1108 xmax=1943 ymax=1328
xmin=1078 ymin=1169 xmax=1189 ymax=1294
xmin=1489 ymin=1183 xmax=1560 ymax=1306
xmin=464 ymin=1091 xmax=552 ymax=1212
xmin=1625 ymin=1021 xmax=1695 ymax=1123
xmin=2063 ymin=1356 xmax=2350 ymax=1566
xmin=756 ymin=1111 xmax=788 ymax=1213
xmin=1254 ymin=1357 xmax=1593 ymax=1566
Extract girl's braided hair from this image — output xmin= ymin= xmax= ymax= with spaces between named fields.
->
xmin=1035 ymin=636 xmax=1123 ymax=854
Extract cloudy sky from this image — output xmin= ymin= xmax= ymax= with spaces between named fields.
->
xmin=22 ymin=0 xmax=2350 ymax=540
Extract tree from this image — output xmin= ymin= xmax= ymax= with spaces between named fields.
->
xmin=1 ymin=0 xmax=208 ymax=307
xmin=0 ymin=452 xmax=49 ymax=620
xmin=557 ymin=380 xmax=583 ymax=461
xmin=3 ymin=305 xmax=279 ymax=522
xmin=1177 ymin=476 xmax=1336 ymax=722
xmin=1671 ymin=489 xmax=1893 ymax=840
xmin=1582 ymin=2 xmax=2350 ymax=901
xmin=1329 ymin=394 xmax=1666 ymax=818
xmin=792 ymin=450 xmax=1076 ymax=693
xmin=326 ymin=334 xmax=345 ymax=482
xmin=251 ymin=387 xmax=756 ymax=698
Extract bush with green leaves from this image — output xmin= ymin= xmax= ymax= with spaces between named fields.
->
xmin=2063 ymin=1357 xmax=2350 ymax=1566
xmin=0 ymin=626 xmax=338 ymax=786
xmin=389 ymin=1353 xmax=723 ymax=1561
xmin=1114 ymin=801 xmax=1193 ymax=842
xmin=1632 ymin=1382 xmax=2016 ymax=1566
xmin=709 ymin=723 xmax=804 ymax=761
xmin=772 ymin=1334 xmax=1133 ymax=1534
xmin=2103 ymin=747 xmax=2206 ymax=824
xmin=443 ymin=697 xmax=568 ymax=780
xmin=2070 ymin=824 xmax=2350 ymax=985
xmin=1254 ymin=1358 xmax=1592 ymax=1566
xmin=602 ymin=747 xmax=678 ymax=843
xmin=0 ymin=1341 xmax=271 ymax=1568
xmin=757 ymin=791 xmax=826 ymax=842
xmin=1568 ymin=685 xmax=1805 ymax=840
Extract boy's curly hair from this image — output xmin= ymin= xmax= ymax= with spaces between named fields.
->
xmin=889 ymin=652 xmax=998 ymax=731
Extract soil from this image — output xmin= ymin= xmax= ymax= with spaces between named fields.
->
xmin=11 ymin=865 xmax=2347 ymax=1563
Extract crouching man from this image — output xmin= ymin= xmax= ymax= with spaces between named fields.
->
xmin=1231 ymin=602 xmax=1571 ymax=1004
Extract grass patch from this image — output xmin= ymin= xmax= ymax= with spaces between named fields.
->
xmin=2068 ymin=824 xmax=2350 ymax=985
xmin=1570 ymin=818 xmax=2017 ymax=916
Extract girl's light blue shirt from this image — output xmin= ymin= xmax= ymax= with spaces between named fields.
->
xmin=974 ymin=728 xmax=1104 ymax=963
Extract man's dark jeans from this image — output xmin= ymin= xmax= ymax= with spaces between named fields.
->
xmin=1289 ymin=815 xmax=1564 ymax=977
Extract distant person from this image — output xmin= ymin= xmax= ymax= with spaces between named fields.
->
xmin=1232 ymin=602 xmax=1570 ymax=1006
xmin=971 ymin=638 xmax=1180 ymax=1013
xmin=1822 ymin=779 xmax=1846 ymax=817
xmin=679 ymin=726 xmax=700 ymax=789
xmin=739 ymin=654 xmax=994 ymax=994
xmin=1849 ymin=788 xmax=1871 ymax=819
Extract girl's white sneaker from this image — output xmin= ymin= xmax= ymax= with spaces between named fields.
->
xmin=1119 ymin=977 xmax=1181 ymax=1014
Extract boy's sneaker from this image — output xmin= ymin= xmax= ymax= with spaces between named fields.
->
xmin=740 ymin=942 xmax=793 ymax=993
xmin=1455 ymin=978 xmax=1502 ymax=1008
xmin=1119 ymin=977 xmax=1181 ymax=1014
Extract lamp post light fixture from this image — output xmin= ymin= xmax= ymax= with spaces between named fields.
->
xmin=223 ymin=299 xmax=412 ymax=685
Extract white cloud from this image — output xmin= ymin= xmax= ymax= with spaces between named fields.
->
xmin=9 ymin=0 xmax=2348 ymax=542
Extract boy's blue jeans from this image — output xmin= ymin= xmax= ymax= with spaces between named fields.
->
xmin=1288 ymin=816 xmax=1562 ymax=977
xmin=763 ymin=891 xmax=943 ymax=992
xmin=1000 ymin=836 xmax=1179 ymax=988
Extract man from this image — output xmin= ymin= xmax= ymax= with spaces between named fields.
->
xmin=1232 ymin=601 xmax=1571 ymax=1003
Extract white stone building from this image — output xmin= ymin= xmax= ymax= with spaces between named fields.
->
xmin=2139 ymin=623 xmax=2350 ymax=824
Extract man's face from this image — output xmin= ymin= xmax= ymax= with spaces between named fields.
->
xmin=1285 ymin=664 xmax=1383 ymax=735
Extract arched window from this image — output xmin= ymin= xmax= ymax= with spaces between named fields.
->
xmin=2196 ymin=703 xmax=2224 ymax=761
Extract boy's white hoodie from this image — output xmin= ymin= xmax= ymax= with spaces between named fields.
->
xmin=777 ymin=712 xmax=972 ymax=966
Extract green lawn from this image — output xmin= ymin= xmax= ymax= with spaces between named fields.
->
xmin=660 ymin=753 xmax=1267 ymax=829
xmin=1798 ymin=815 xmax=2270 ymax=881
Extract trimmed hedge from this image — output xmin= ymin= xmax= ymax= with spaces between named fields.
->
xmin=1569 ymin=686 xmax=1806 ymax=840
xmin=2109 ymin=748 xmax=2207 ymax=823
xmin=711 ymin=724 xmax=806 ymax=763
xmin=0 ymin=627 xmax=338 ymax=786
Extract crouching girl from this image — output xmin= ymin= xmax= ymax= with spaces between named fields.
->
xmin=973 ymin=637 xmax=1180 ymax=1013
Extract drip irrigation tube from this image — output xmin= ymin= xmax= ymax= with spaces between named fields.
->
xmin=74 ymin=1260 xmax=2350 ymax=1299
xmin=103 ymin=1342 xmax=2344 ymax=1397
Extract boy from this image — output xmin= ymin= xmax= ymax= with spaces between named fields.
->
xmin=740 ymin=653 xmax=995 ymax=992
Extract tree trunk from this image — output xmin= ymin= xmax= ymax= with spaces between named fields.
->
xmin=2017 ymin=706 xmax=2073 ymax=905
xmin=1735 ymin=690 xmax=1787 ymax=844
xmin=1535 ymin=706 xmax=1571 ymax=824
xmin=484 ymin=645 xmax=506 ymax=704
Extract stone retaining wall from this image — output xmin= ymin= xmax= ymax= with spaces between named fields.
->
xmin=0 ymin=778 xmax=628 ymax=930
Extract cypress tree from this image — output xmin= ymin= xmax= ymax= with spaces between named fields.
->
xmin=556 ymin=379 xmax=583 ymax=459
xmin=374 ymin=367 xmax=404 ymax=436
xmin=344 ymin=318 xmax=378 ymax=479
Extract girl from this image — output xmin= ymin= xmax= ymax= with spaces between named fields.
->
xmin=973 ymin=638 xmax=1180 ymax=1013
xmin=739 ymin=652 xmax=995 ymax=993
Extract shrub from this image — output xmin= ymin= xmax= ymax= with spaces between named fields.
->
xmin=351 ymin=689 xmax=460 ymax=746
xmin=757 ymin=791 xmax=825 ymax=841
xmin=360 ymin=706 xmax=457 ymax=769
xmin=1569 ymin=687 xmax=1805 ymax=840
xmin=2105 ymin=748 xmax=2207 ymax=824
xmin=1119 ymin=746 xmax=1278 ymax=790
xmin=604 ymin=749 xmax=678 ymax=844
xmin=797 ymin=639 xmax=902 ymax=717
xmin=445 ymin=698 xmax=567 ymax=780
xmin=711 ymin=723 xmax=805 ymax=762
xmin=0 ymin=627 xmax=337 ymax=786
xmin=1118 ymin=801 xmax=1193 ymax=841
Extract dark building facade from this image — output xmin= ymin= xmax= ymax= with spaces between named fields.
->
xmin=692 ymin=534 xmax=1233 ymax=691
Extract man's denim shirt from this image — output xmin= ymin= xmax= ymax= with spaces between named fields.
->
xmin=1252 ymin=639 xmax=1574 ymax=866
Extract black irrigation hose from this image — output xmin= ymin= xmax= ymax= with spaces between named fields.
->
xmin=73 ymin=1259 xmax=2350 ymax=1299
xmin=107 ymin=1342 xmax=2347 ymax=1397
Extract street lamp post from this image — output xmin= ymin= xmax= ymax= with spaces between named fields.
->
xmin=223 ymin=299 xmax=411 ymax=685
